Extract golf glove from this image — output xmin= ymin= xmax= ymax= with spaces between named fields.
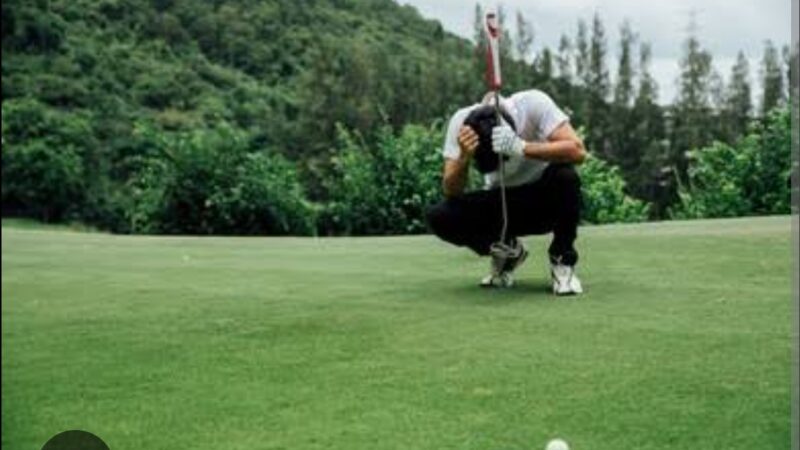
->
xmin=491 ymin=124 xmax=526 ymax=158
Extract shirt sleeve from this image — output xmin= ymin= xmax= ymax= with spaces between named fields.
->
xmin=442 ymin=110 xmax=466 ymax=160
xmin=536 ymin=92 xmax=569 ymax=139
xmin=517 ymin=90 xmax=569 ymax=140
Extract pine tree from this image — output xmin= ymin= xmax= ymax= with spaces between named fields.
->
xmin=708 ymin=70 xmax=725 ymax=116
xmin=552 ymin=34 xmax=574 ymax=110
xmin=788 ymin=44 xmax=799 ymax=107
xmin=724 ymin=51 xmax=752 ymax=139
xmin=588 ymin=13 xmax=610 ymax=98
xmin=515 ymin=11 xmax=534 ymax=63
xmin=760 ymin=40 xmax=784 ymax=115
xmin=575 ymin=19 xmax=589 ymax=86
xmin=613 ymin=21 xmax=635 ymax=108
xmin=536 ymin=48 xmax=554 ymax=79
xmin=584 ymin=12 xmax=610 ymax=156
xmin=556 ymin=34 xmax=572 ymax=82
xmin=667 ymin=13 xmax=718 ymax=214
xmin=534 ymin=47 xmax=556 ymax=95
xmin=673 ymin=14 xmax=714 ymax=156
xmin=782 ymin=44 xmax=791 ymax=101
xmin=472 ymin=3 xmax=485 ymax=48
xmin=497 ymin=5 xmax=512 ymax=61
xmin=632 ymin=42 xmax=668 ymax=215
xmin=635 ymin=43 xmax=659 ymax=109
xmin=610 ymin=21 xmax=636 ymax=172
xmin=571 ymin=19 xmax=591 ymax=133
xmin=472 ymin=3 xmax=487 ymax=92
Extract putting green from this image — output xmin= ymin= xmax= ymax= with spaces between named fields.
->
xmin=1 ymin=216 xmax=793 ymax=450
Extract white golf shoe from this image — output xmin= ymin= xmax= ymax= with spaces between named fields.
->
xmin=551 ymin=262 xmax=583 ymax=296
xmin=480 ymin=240 xmax=528 ymax=288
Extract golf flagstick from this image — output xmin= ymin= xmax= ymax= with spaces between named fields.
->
xmin=484 ymin=12 xmax=509 ymax=247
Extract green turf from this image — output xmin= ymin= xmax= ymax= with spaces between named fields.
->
xmin=1 ymin=216 xmax=793 ymax=450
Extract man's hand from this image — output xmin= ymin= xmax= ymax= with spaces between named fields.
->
xmin=491 ymin=124 xmax=525 ymax=158
xmin=457 ymin=126 xmax=479 ymax=159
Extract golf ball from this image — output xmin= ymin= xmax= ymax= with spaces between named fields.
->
xmin=545 ymin=438 xmax=570 ymax=450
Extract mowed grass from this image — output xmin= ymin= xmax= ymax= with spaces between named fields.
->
xmin=1 ymin=216 xmax=793 ymax=450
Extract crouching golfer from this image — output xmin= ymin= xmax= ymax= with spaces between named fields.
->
xmin=426 ymin=89 xmax=586 ymax=295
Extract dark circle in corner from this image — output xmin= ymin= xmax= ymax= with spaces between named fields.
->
xmin=41 ymin=430 xmax=109 ymax=450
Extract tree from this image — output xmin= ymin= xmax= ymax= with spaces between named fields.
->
xmin=556 ymin=34 xmax=572 ymax=82
xmin=496 ymin=5 xmax=512 ymax=62
xmin=782 ymin=44 xmax=792 ymax=101
xmin=571 ymin=19 xmax=591 ymax=129
xmin=472 ymin=3 xmax=487 ymax=88
xmin=673 ymin=14 xmax=715 ymax=163
xmin=535 ymin=48 xmax=554 ymax=78
xmin=472 ymin=3 xmax=486 ymax=48
xmin=760 ymin=40 xmax=785 ymax=115
xmin=583 ymin=13 xmax=611 ymax=157
xmin=671 ymin=108 xmax=791 ymax=218
xmin=788 ymin=44 xmax=799 ymax=109
xmin=708 ymin=70 xmax=726 ymax=117
xmin=588 ymin=13 xmax=609 ymax=95
xmin=574 ymin=19 xmax=589 ymax=86
xmin=534 ymin=47 xmax=557 ymax=95
xmin=613 ymin=21 xmax=636 ymax=108
xmin=723 ymin=51 xmax=752 ymax=140
xmin=784 ymin=44 xmax=798 ymax=105
xmin=514 ymin=11 xmax=534 ymax=63
xmin=635 ymin=43 xmax=660 ymax=111
xmin=609 ymin=21 xmax=636 ymax=180
xmin=631 ymin=42 xmax=668 ymax=214
xmin=2 ymin=98 xmax=90 ymax=221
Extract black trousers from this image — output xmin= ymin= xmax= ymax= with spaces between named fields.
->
xmin=426 ymin=163 xmax=582 ymax=265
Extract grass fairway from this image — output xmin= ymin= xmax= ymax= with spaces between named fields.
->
xmin=1 ymin=216 xmax=793 ymax=450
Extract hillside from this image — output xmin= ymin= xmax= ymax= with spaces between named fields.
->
xmin=2 ymin=0 xmax=494 ymax=229
xmin=2 ymin=0 xmax=478 ymax=155
xmin=3 ymin=0 xmax=792 ymax=234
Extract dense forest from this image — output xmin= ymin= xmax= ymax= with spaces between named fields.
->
xmin=2 ymin=0 xmax=796 ymax=235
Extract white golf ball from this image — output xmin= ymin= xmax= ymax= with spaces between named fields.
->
xmin=545 ymin=438 xmax=570 ymax=450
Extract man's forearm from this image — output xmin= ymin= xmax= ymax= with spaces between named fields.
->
xmin=442 ymin=157 xmax=471 ymax=197
xmin=523 ymin=140 xmax=586 ymax=164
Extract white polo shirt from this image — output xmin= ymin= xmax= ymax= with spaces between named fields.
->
xmin=442 ymin=89 xmax=569 ymax=189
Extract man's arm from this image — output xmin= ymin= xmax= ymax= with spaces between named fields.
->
xmin=522 ymin=121 xmax=587 ymax=164
xmin=442 ymin=126 xmax=479 ymax=197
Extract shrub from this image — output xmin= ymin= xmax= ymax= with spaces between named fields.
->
xmin=1 ymin=98 xmax=91 ymax=221
xmin=321 ymin=123 xmax=443 ymax=235
xmin=123 ymin=124 xmax=315 ymax=235
xmin=1 ymin=140 xmax=85 ymax=221
xmin=670 ymin=108 xmax=791 ymax=219
xmin=578 ymin=155 xmax=650 ymax=224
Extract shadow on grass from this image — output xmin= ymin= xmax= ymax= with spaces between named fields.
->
xmin=432 ymin=278 xmax=554 ymax=306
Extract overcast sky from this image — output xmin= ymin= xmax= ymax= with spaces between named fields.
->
xmin=397 ymin=0 xmax=792 ymax=104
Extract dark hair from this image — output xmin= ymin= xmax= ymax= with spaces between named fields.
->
xmin=463 ymin=104 xmax=517 ymax=174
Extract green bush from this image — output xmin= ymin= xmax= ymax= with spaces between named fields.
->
xmin=670 ymin=108 xmax=791 ymax=219
xmin=6 ymin=8 xmax=67 ymax=53
xmin=1 ymin=140 xmax=85 ymax=222
xmin=1 ymin=98 xmax=92 ymax=221
xmin=578 ymin=155 xmax=650 ymax=224
xmin=670 ymin=141 xmax=752 ymax=219
xmin=321 ymin=123 xmax=443 ymax=235
xmin=120 ymin=124 xmax=315 ymax=235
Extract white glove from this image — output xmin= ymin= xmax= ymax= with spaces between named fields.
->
xmin=491 ymin=124 xmax=526 ymax=158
